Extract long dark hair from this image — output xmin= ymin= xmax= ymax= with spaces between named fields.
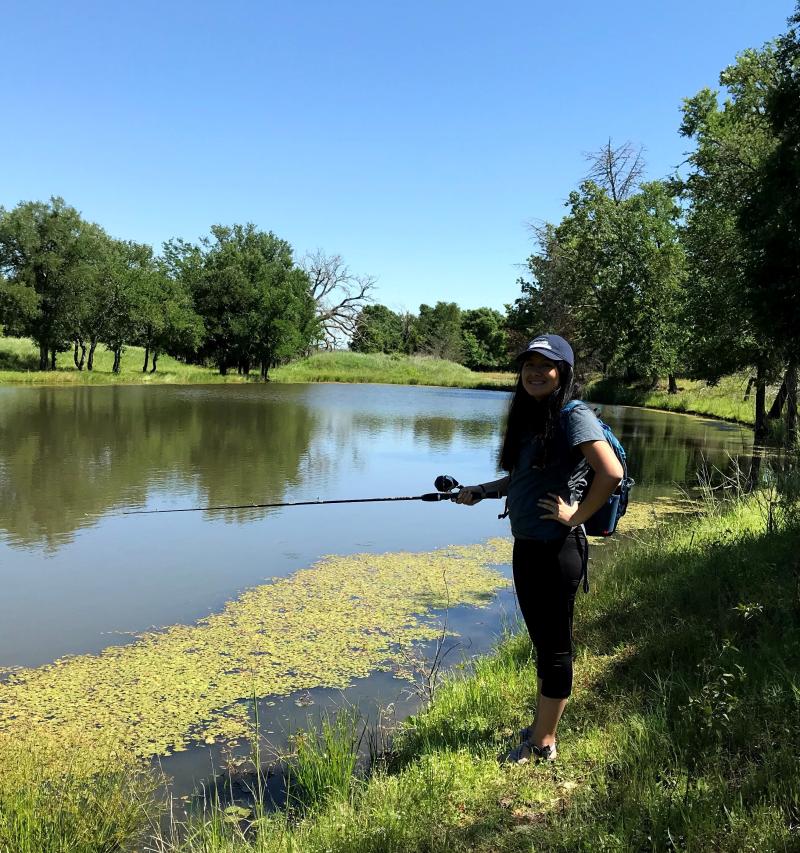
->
xmin=499 ymin=361 xmax=579 ymax=472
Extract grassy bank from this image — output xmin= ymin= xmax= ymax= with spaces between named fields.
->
xmin=146 ymin=475 xmax=800 ymax=851
xmin=0 ymin=336 xmax=245 ymax=385
xmin=5 ymin=478 xmax=800 ymax=851
xmin=270 ymin=351 xmax=513 ymax=389
xmin=0 ymin=337 xmax=515 ymax=389
xmin=584 ymin=373 xmax=785 ymax=427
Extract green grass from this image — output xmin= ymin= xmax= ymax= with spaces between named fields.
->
xmin=156 ymin=479 xmax=800 ymax=852
xmin=0 ymin=733 xmax=157 ymax=853
xmin=584 ymin=373 xmax=786 ymax=427
xmin=270 ymin=351 xmax=514 ymax=389
xmin=0 ymin=337 xmax=516 ymax=389
xmin=0 ymin=336 xmax=247 ymax=385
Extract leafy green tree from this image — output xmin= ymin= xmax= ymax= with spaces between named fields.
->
xmin=0 ymin=197 xmax=93 ymax=369
xmin=136 ymin=262 xmax=204 ymax=373
xmin=415 ymin=302 xmax=463 ymax=362
xmin=170 ymin=224 xmax=317 ymax=378
xmin=67 ymin=224 xmax=119 ymax=370
xmin=680 ymin=44 xmax=780 ymax=436
xmin=101 ymin=241 xmax=154 ymax=374
xmin=740 ymin=7 xmax=800 ymax=442
xmin=460 ymin=307 xmax=508 ymax=370
xmin=350 ymin=304 xmax=404 ymax=353
xmin=513 ymin=178 xmax=686 ymax=385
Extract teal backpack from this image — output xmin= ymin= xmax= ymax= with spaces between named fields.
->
xmin=561 ymin=401 xmax=635 ymax=537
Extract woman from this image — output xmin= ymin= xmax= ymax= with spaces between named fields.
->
xmin=457 ymin=334 xmax=622 ymax=762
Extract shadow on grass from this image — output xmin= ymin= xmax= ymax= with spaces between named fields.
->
xmin=0 ymin=350 xmax=40 ymax=371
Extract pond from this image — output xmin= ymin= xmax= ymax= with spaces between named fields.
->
xmin=0 ymin=383 xmax=753 ymax=796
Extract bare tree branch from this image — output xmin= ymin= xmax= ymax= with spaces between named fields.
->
xmin=583 ymin=138 xmax=647 ymax=202
xmin=301 ymin=249 xmax=376 ymax=348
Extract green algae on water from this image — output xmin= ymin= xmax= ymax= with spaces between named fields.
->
xmin=0 ymin=540 xmax=511 ymax=760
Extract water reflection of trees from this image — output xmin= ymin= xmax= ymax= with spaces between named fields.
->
xmin=352 ymin=413 xmax=500 ymax=448
xmin=606 ymin=407 xmax=753 ymax=487
xmin=0 ymin=387 xmax=319 ymax=548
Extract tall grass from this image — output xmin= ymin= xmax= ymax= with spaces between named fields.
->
xmin=0 ymin=733 xmax=157 ymax=853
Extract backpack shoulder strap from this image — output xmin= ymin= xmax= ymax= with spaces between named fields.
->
xmin=561 ymin=399 xmax=590 ymax=417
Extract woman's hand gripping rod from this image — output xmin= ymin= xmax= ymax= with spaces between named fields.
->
xmin=435 ymin=475 xmax=503 ymax=502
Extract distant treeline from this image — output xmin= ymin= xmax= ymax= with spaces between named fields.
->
xmin=1 ymin=8 xmax=798 ymax=439
xmin=0 ymin=212 xmax=375 ymax=379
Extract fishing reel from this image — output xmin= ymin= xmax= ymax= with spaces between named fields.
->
xmin=434 ymin=474 xmax=462 ymax=495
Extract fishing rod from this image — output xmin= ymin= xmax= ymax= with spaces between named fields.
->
xmin=120 ymin=475 xmax=500 ymax=516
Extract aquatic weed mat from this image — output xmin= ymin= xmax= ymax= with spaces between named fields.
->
xmin=0 ymin=540 xmax=510 ymax=760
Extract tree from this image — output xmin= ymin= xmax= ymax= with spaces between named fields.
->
xmin=740 ymin=7 xmax=800 ymax=442
xmin=680 ymin=44 xmax=780 ymax=437
xmin=68 ymin=224 xmax=119 ymax=370
xmin=136 ymin=262 xmax=204 ymax=373
xmin=101 ymin=241 xmax=154 ymax=374
xmin=350 ymin=304 xmax=405 ymax=353
xmin=415 ymin=302 xmax=463 ymax=362
xmin=512 ymin=178 xmax=686 ymax=384
xmin=0 ymin=197 xmax=93 ymax=369
xmin=460 ymin=307 xmax=509 ymax=370
xmin=301 ymin=250 xmax=376 ymax=348
xmin=583 ymin=138 xmax=646 ymax=202
xmin=171 ymin=224 xmax=317 ymax=378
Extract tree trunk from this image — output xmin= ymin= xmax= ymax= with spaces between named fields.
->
xmin=50 ymin=349 xmax=57 ymax=370
xmin=260 ymin=359 xmax=269 ymax=381
xmin=668 ymin=374 xmax=678 ymax=395
xmin=743 ymin=375 xmax=756 ymax=401
xmin=786 ymin=362 xmax=798 ymax=446
xmin=142 ymin=346 xmax=149 ymax=373
xmin=78 ymin=342 xmax=86 ymax=371
xmin=87 ymin=340 xmax=97 ymax=371
xmin=150 ymin=353 xmax=158 ymax=373
xmin=112 ymin=348 xmax=122 ymax=374
xmin=768 ymin=373 xmax=789 ymax=420
xmin=73 ymin=341 xmax=81 ymax=369
xmin=39 ymin=343 xmax=48 ymax=371
xmin=754 ymin=364 xmax=768 ymax=443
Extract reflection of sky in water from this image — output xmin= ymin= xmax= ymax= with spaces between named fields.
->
xmin=0 ymin=385 xmax=752 ymax=669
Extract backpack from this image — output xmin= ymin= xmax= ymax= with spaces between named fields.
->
xmin=561 ymin=401 xmax=634 ymax=537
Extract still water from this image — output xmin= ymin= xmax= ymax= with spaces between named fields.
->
xmin=0 ymin=383 xmax=753 ymax=791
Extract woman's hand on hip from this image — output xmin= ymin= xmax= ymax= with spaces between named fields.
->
xmin=538 ymin=492 xmax=579 ymax=526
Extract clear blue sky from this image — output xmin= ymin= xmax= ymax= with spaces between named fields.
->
xmin=2 ymin=0 xmax=793 ymax=314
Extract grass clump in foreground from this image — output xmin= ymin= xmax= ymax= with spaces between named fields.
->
xmin=584 ymin=373 xmax=785 ymax=427
xmin=0 ymin=732 xmax=157 ymax=853
xmin=158 ymin=469 xmax=800 ymax=852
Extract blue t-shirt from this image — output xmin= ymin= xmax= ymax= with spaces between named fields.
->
xmin=506 ymin=402 xmax=606 ymax=541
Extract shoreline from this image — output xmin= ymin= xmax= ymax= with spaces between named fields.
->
xmin=0 ymin=371 xmax=757 ymax=431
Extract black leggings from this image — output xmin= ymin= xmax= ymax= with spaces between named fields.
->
xmin=512 ymin=529 xmax=587 ymax=699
